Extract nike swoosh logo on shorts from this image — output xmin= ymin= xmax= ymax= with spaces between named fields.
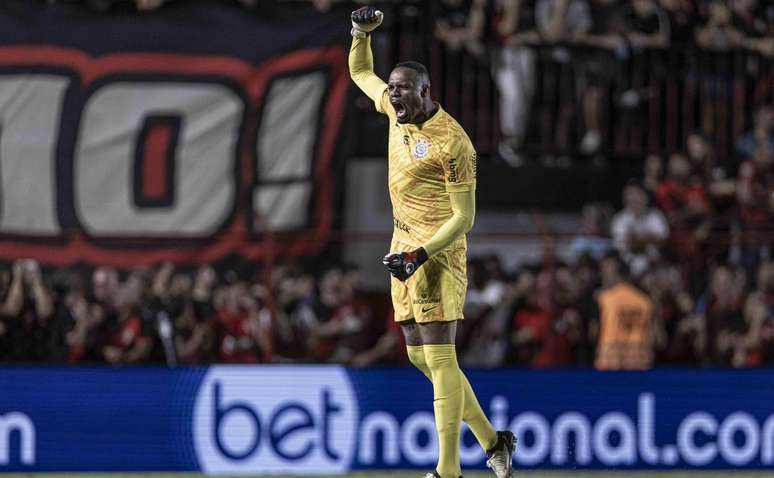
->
xmin=421 ymin=305 xmax=438 ymax=313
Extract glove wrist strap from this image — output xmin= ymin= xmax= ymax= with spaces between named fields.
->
xmin=413 ymin=247 xmax=429 ymax=266
xmin=351 ymin=27 xmax=368 ymax=38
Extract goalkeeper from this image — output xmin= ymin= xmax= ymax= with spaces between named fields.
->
xmin=349 ymin=7 xmax=516 ymax=478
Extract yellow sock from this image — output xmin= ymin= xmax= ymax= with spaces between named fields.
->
xmin=406 ymin=345 xmax=497 ymax=452
xmin=424 ymin=344 xmax=464 ymax=478
xmin=459 ymin=372 xmax=498 ymax=451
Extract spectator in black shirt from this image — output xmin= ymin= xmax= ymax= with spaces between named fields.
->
xmin=536 ymin=0 xmax=593 ymax=153
xmin=696 ymin=0 xmax=746 ymax=51
xmin=0 ymin=263 xmax=23 ymax=362
xmin=611 ymin=0 xmax=670 ymax=154
xmin=659 ymin=0 xmax=698 ymax=47
xmin=491 ymin=0 xmax=541 ymax=166
xmin=175 ymin=265 xmax=218 ymax=364
xmin=435 ymin=0 xmax=488 ymax=56
xmin=624 ymin=0 xmax=670 ymax=49
xmin=730 ymin=0 xmax=773 ymax=56
xmin=2 ymin=260 xmax=54 ymax=362
xmin=576 ymin=0 xmax=626 ymax=154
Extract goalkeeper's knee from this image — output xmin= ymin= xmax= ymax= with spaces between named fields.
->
xmin=406 ymin=345 xmax=432 ymax=380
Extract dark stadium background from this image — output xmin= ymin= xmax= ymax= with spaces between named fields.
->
xmin=0 ymin=0 xmax=772 ymax=475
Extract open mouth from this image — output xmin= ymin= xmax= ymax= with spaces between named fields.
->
xmin=392 ymin=101 xmax=408 ymax=122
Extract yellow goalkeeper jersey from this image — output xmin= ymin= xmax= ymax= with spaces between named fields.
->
xmin=377 ymin=92 xmax=477 ymax=249
xmin=349 ymin=36 xmax=477 ymax=251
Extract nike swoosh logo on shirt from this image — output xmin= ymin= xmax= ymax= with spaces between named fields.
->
xmin=421 ymin=305 xmax=438 ymax=314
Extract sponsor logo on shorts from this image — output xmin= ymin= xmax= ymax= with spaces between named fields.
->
xmin=414 ymin=291 xmax=439 ymax=305
xmin=413 ymin=298 xmax=440 ymax=305
xmin=421 ymin=305 xmax=438 ymax=314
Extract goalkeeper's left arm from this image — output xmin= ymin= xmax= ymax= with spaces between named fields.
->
xmin=348 ymin=7 xmax=388 ymax=106
xmin=422 ymin=191 xmax=475 ymax=257
xmin=383 ymin=191 xmax=475 ymax=281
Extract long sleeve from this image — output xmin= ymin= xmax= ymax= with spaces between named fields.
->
xmin=422 ymin=190 xmax=476 ymax=257
xmin=349 ymin=36 xmax=388 ymax=111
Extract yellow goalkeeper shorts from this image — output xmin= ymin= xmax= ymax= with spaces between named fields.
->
xmin=390 ymin=242 xmax=467 ymax=323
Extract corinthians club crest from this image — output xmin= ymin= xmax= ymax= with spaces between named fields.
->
xmin=412 ymin=138 xmax=432 ymax=159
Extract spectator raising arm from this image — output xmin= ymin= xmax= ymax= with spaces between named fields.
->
xmin=152 ymin=261 xmax=174 ymax=300
xmin=121 ymin=335 xmax=153 ymax=364
xmin=24 ymin=260 xmax=53 ymax=320
xmin=0 ymin=262 xmax=24 ymax=318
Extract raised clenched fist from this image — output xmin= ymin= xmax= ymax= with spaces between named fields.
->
xmin=351 ymin=6 xmax=383 ymax=38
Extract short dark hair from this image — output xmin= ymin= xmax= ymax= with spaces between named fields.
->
xmin=394 ymin=61 xmax=430 ymax=84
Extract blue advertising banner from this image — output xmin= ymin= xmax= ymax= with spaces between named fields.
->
xmin=0 ymin=366 xmax=773 ymax=473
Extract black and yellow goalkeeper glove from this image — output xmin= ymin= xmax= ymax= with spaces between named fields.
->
xmin=351 ymin=6 xmax=383 ymax=38
xmin=382 ymin=248 xmax=428 ymax=281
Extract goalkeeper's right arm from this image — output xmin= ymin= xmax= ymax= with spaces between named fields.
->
xmin=349 ymin=7 xmax=388 ymax=105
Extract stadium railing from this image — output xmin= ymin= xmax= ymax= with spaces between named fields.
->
xmin=379 ymin=1 xmax=773 ymax=160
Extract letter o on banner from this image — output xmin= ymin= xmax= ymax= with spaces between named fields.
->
xmin=74 ymin=82 xmax=242 ymax=237
xmin=400 ymin=412 xmax=437 ymax=466
xmin=510 ymin=412 xmax=550 ymax=466
xmin=718 ymin=412 xmax=760 ymax=466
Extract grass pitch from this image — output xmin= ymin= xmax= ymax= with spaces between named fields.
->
xmin=2 ymin=472 xmax=773 ymax=478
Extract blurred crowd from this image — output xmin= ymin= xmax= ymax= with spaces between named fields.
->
xmin=4 ymin=0 xmax=769 ymax=369
xmin=39 ymin=0 xmax=355 ymax=13
xmin=0 ymin=258 xmax=399 ymax=366
xmin=41 ymin=0 xmax=260 ymax=12
xmin=8 ymin=98 xmax=773 ymax=369
xmin=42 ymin=0 xmax=774 ymax=163
xmin=430 ymin=0 xmax=774 ymax=164
xmin=2 ymin=241 xmax=772 ymax=368
xmin=456 ymin=102 xmax=774 ymax=370
xmin=3 ymin=122 xmax=773 ymax=369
